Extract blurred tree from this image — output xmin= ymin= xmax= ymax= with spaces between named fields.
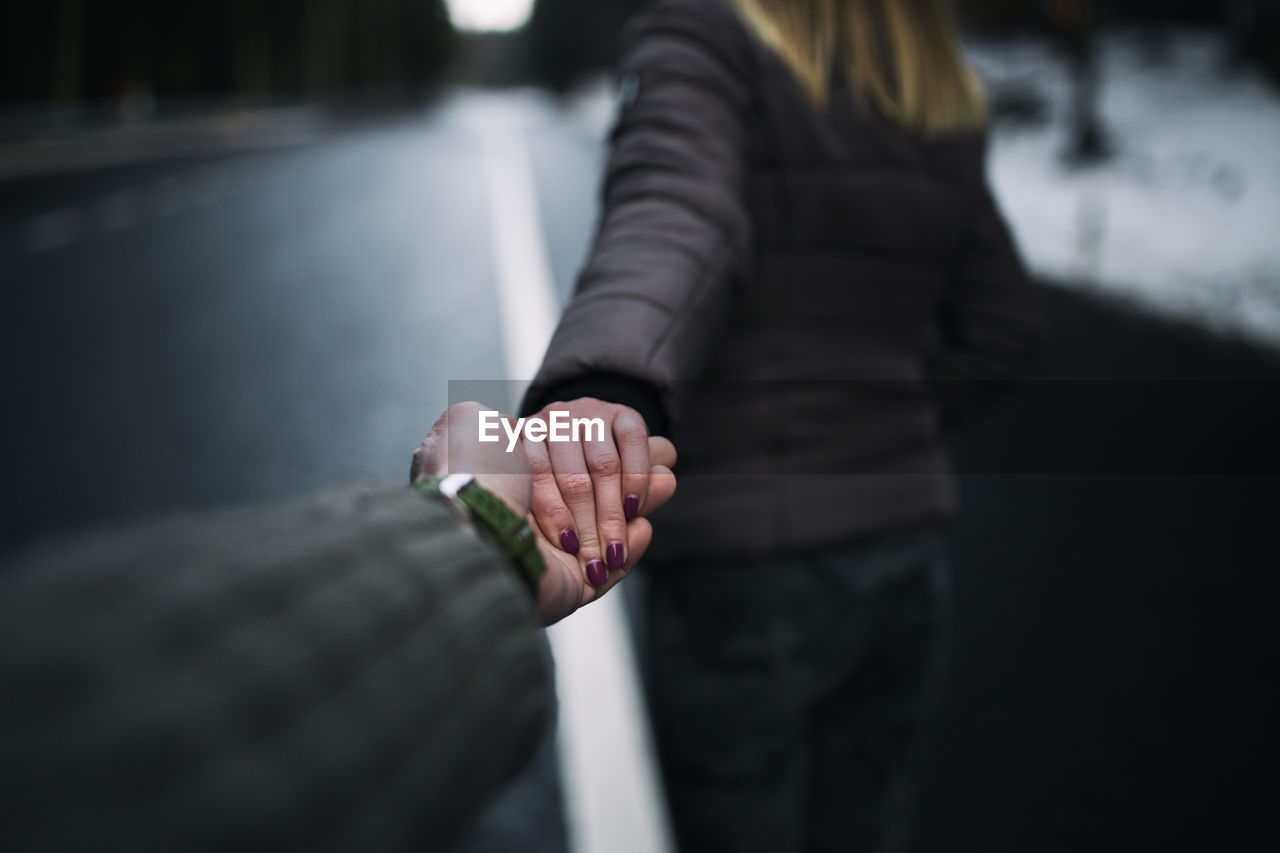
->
xmin=305 ymin=0 xmax=347 ymax=99
xmin=344 ymin=0 xmax=454 ymax=102
xmin=402 ymin=0 xmax=457 ymax=99
xmin=52 ymin=0 xmax=86 ymax=102
xmin=1228 ymin=0 xmax=1280 ymax=84
xmin=1047 ymin=0 xmax=1110 ymax=164
xmin=956 ymin=0 xmax=1045 ymax=32
xmin=524 ymin=0 xmax=642 ymax=91
xmin=233 ymin=0 xmax=274 ymax=98
xmin=8 ymin=0 xmax=1268 ymax=111
xmin=0 ymin=0 xmax=455 ymax=109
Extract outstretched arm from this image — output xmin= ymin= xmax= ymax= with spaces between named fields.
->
xmin=0 ymin=402 xmax=676 ymax=851
xmin=521 ymin=0 xmax=756 ymax=572
xmin=0 ymin=482 xmax=548 ymax=852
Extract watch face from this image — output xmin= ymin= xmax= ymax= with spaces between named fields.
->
xmin=438 ymin=472 xmax=476 ymax=501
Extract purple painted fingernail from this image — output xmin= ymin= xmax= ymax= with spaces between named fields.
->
xmin=624 ymin=495 xmax=640 ymax=521
xmin=560 ymin=529 xmax=579 ymax=555
xmin=606 ymin=541 xmax=625 ymax=570
xmin=586 ymin=560 xmax=608 ymax=587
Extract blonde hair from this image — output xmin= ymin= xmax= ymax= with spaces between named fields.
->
xmin=731 ymin=0 xmax=987 ymax=134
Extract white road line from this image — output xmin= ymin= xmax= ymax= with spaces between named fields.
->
xmin=471 ymin=96 xmax=675 ymax=853
xmin=476 ymin=128 xmax=559 ymax=381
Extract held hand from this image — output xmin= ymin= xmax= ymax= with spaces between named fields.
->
xmin=523 ymin=398 xmax=675 ymax=589
xmin=410 ymin=401 xmax=531 ymax=516
xmin=531 ymin=460 xmax=676 ymax=623
xmin=410 ymin=402 xmax=677 ymax=625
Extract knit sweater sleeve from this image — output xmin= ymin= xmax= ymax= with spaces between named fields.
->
xmin=0 ymin=485 xmax=552 ymax=852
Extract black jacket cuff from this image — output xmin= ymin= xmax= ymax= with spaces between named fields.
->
xmin=520 ymin=373 xmax=669 ymax=436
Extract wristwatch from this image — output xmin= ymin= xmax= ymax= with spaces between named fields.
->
xmin=413 ymin=473 xmax=544 ymax=600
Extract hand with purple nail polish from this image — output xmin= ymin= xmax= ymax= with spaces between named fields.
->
xmin=522 ymin=398 xmax=677 ymax=600
xmin=411 ymin=401 xmax=676 ymax=626
xmin=529 ymin=458 xmax=676 ymax=621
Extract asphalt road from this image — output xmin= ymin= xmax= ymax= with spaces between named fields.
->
xmin=919 ymin=289 xmax=1280 ymax=853
xmin=2 ymin=92 xmax=1277 ymax=852
xmin=1 ymin=99 xmax=577 ymax=550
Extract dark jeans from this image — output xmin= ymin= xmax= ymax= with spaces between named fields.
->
xmin=642 ymin=528 xmax=949 ymax=853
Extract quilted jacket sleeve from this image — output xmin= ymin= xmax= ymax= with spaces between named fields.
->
xmin=930 ymin=137 xmax=1046 ymax=425
xmin=0 ymin=485 xmax=552 ymax=852
xmin=524 ymin=0 xmax=756 ymax=428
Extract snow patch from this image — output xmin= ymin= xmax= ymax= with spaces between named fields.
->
xmin=972 ymin=31 xmax=1280 ymax=349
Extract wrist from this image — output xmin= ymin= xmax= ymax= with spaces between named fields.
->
xmin=470 ymin=472 xmax=531 ymax=518
xmin=413 ymin=473 xmax=544 ymax=600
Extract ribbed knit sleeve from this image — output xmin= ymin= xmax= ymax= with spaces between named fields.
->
xmin=0 ymin=485 xmax=552 ymax=852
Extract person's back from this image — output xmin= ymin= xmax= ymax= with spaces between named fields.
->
xmin=524 ymin=1 xmax=1043 ymax=849
xmin=531 ymin=0 xmax=1042 ymax=559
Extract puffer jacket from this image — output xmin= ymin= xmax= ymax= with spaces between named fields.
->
xmin=524 ymin=0 xmax=1043 ymax=559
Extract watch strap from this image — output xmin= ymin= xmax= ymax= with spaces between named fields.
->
xmin=414 ymin=475 xmax=544 ymax=600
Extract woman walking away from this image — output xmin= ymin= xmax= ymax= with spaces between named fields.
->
xmin=521 ymin=0 xmax=1044 ymax=850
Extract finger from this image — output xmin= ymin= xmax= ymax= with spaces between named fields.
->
xmin=532 ymin=542 xmax=568 ymax=612
xmin=581 ymin=423 xmax=628 ymax=577
xmin=640 ymin=464 xmax=677 ymax=516
xmin=524 ymin=430 xmax=581 ymax=556
xmin=625 ymin=516 xmax=654 ymax=566
xmin=584 ymin=517 xmax=653 ymax=603
xmin=647 ymin=436 xmax=677 ymax=470
xmin=614 ymin=409 xmax=650 ymax=522
xmin=547 ymin=433 xmax=606 ymax=586
xmin=531 ymin=519 xmax=584 ymax=627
